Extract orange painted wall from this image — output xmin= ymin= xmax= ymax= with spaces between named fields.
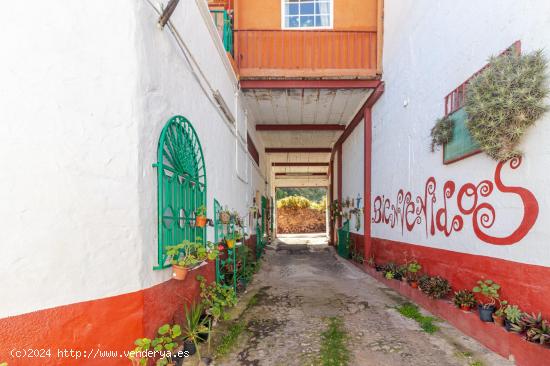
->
xmin=235 ymin=0 xmax=378 ymax=31
xmin=0 ymin=263 xmax=215 ymax=366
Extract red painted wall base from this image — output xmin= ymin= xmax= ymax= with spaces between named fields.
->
xmin=371 ymin=237 xmax=550 ymax=319
xmin=0 ymin=263 xmax=215 ymax=366
xmin=363 ymin=266 xmax=550 ymax=366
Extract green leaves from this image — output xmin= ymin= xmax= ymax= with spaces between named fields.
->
xmin=472 ymin=279 xmax=500 ymax=306
xmin=465 ymin=49 xmax=549 ymax=161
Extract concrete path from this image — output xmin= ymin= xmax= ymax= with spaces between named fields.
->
xmin=212 ymin=235 xmax=513 ymax=366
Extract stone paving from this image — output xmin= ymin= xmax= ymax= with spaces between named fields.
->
xmin=209 ymin=235 xmax=513 ymax=366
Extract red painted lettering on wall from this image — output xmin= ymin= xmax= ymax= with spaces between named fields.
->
xmin=371 ymin=158 xmax=539 ymax=245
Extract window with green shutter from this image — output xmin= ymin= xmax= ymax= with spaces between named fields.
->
xmin=443 ymin=108 xmax=480 ymax=164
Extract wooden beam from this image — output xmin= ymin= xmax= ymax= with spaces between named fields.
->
xmin=334 ymin=82 xmax=385 ymax=149
xmin=275 ymin=173 xmax=328 ymax=177
xmin=257 ymin=124 xmax=345 ymax=131
xmin=241 ymin=79 xmax=381 ymax=90
xmin=272 ymin=162 xmax=329 ymax=167
xmin=265 ymin=147 xmax=332 ymax=153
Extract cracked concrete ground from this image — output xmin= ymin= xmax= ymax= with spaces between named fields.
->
xmin=211 ymin=235 xmax=513 ymax=366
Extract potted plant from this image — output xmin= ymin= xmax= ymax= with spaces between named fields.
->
xmin=129 ymin=324 xmax=182 ymax=366
xmin=166 ymin=241 xmax=203 ymax=281
xmin=182 ymin=303 xmax=209 ymax=362
xmin=219 ymin=207 xmax=231 ymax=224
xmin=473 ymin=279 xmax=500 ymax=322
xmin=493 ymin=300 xmax=508 ymax=326
xmin=406 ymin=260 xmax=422 ymax=288
xmin=453 ymin=290 xmax=476 ymax=312
xmin=195 ymin=205 xmax=208 ymax=227
xmin=225 ymin=236 xmax=235 ymax=249
xmin=504 ymin=305 xmax=522 ymax=332
xmin=419 ymin=276 xmax=451 ymax=299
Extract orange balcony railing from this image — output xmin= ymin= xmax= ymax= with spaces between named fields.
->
xmin=234 ymin=30 xmax=379 ymax=79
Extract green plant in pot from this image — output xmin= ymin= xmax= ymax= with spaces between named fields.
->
xmin=219 ymin=207 xmax=231 ymax=224
xmin=504 ymin=305 xmax=522 ymax=332
xmin=473 ymin=279 xmax=500 ymax=322
xmin=182 ymin=303 xmax=209 ymax=363
xmin=453 ymin=290 xmax=476 ymax=312
xmin=492 ymin=300 xmax=508 ymax=327
xmin=406 ymin=261 xmax=422 ymax=288
xmin=166 ymin=241 xmax=203 ymax=281
xmin=129 ymin=324 xmax=182 ymax=366
xmin=419 ymin=276 xmax=451 ymax=299
xmin=195 ymin=205 xmax=208 ymax=227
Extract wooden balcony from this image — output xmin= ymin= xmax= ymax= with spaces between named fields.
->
xmin=234 ymin=29 xmax=380 ymax=79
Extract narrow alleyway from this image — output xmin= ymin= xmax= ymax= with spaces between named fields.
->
xmin=213 ymin=235 xmax=513 ymax=366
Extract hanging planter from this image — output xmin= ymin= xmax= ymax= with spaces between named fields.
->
xmin=195 ymin=205 xmax=208 ymax=228
xmin=219 ymin=209 xmax=231 ymax=224
xmin=430 ymin=115 xmax=454 ymax=152
xmin=464 ymin=50 xmax=549 ymax=161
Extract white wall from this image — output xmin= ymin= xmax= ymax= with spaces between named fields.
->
xmin=0 ymin=0 xmax=268 ymax=318
xmin=371 ymin=0 xmax=550 ymax=267
xmin=342 ymin=119 xmax=365 ymax=234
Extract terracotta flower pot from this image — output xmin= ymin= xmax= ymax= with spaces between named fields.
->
xmin=172 ymin=265 xmax=189 ymax=281
xmin=460 ymin=304 xmax=472 ymax=312
xmin=410 ymin=281 xmax=418 ymax=289
xmin=196 ymin=215 xmax=207 ymax=227
xmin=493 ymin=314 xmax=505 ymax=326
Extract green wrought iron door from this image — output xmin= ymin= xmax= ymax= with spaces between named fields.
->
xmin=337 ymin=220 xmax=350 ymax=259
xmin=154 ymin=116 xmax=207 ymax=269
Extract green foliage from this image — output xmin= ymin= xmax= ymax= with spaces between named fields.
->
xmin=504 ymin=304 xmax=522 ymax=324
xmin=197 ymin=275 xmax=237 ymax=321
xmin=472 ymin=279 xmax=500 ymax=307
xmin=465 ymin=50 xmax=549 ymax=161
xmin=277 ymin=195 xmax=312 ymax=209
xmin=166 ymin=240 xmax=205 ymax=268
xmin=196 ymin=205 xmax=207 ymax=216
xmin=453 ymin=290 xmax=477 ymax=308
xmin=512 ymin=312 xmax=550 ymax=344
xmin=406 ymin=260 xmax=422 ymax=281
xmin=318 ymin=317 xmax=350 ymax=366
xmin=0 ymin=363 xmax=7 ymax=366
xmin=129 ymin=324 xmax=182 ymax=366
xmin=215 ymin=321 xmax=246 ymax=357
xmin=396 ymin=303 xmax=439 ymax=333
xmin=430 ymin=115 xmax=454 ymax=152
xmin=276 ymin=187 xmax=326 ymax=202
xmin=182 ymin=303 xmax=209 ymax=361
xmin=419 ymin=276 xmax=451 ymax=299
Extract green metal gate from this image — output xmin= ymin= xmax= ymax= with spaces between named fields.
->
xmin=337 ymin=220 xmax=350 ymax=259
xmin=154 ymin=116 xmax=206 ymax=270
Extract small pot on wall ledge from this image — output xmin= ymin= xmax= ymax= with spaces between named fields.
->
xmin=460 ymin=304 xmax=472 ymax=312
xmin=195 ymin=216 xmax=207 ymax=227
xmin=478 ymin=304 xmax=496 ymax=322
xmin=493 ymin=314 xmax=505 ymax=326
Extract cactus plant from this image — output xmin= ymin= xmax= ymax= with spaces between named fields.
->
xmin=430 ymin=115 xmax=454 ymax=152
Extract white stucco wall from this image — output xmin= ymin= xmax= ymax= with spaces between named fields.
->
xmin=371 ymin=0 xmax=550 ymax=267
xmin=342 ymin=120 xmax=365 ymax=234
xmin=0 ymin=0 xmax=268 ymax=318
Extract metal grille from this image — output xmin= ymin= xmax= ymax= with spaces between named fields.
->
xmin=337 ymin=220 xmax=350 ymax=259
xmin=154 ymin=116 xmax=207 ymax=269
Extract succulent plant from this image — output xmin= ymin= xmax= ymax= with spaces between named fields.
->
xmin=504 ymin=305 xmax=522 ymax=324
xmin=419 ymin=276 xmax=451 ymax=299
xmin=430 ymin=115 xmax=454 ymax=152
xmin=465 ymin=50 xmax=549 ymax=161
xmin=453 ymin=290 xmax=477 ymax=308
